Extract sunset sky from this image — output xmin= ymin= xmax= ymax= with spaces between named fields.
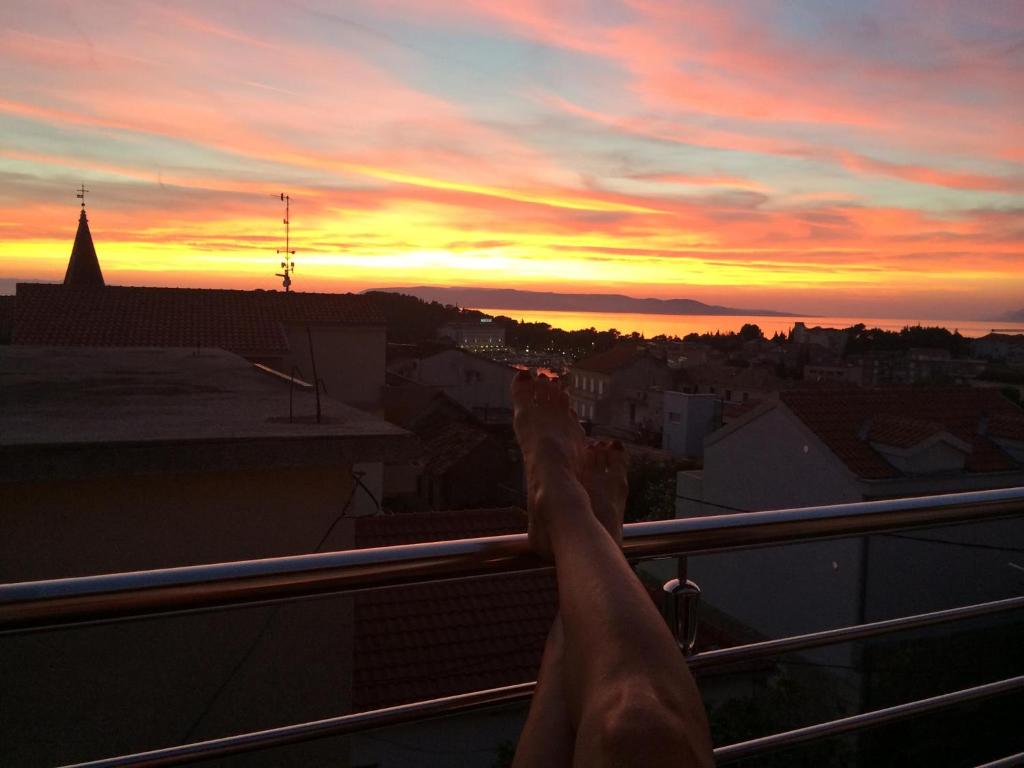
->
xmin=1 ymin=0 xmax=1022 ymax=318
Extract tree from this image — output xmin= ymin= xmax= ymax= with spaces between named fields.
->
xmin=739 ymin=323 xmax=764 ymax=341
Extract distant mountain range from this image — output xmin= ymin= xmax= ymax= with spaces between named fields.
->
xmin=999 ymin=308 xmax=1024 ymax=323
xmin=370 ymin=286 xmax=795 ymax=317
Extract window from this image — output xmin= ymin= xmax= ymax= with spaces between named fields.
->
xmin=598 ymin=379 xmax=604 ymax=396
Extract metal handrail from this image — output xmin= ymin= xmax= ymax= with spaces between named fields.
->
xmin=975 ymin=752 xmax=1024 ymax=768
xmin=54 ymin=595 xmax=1024 ymax=768
xmin=4 ymin=487 xmax=1022 ymax=767
xmin=3 ymin=487 xmax=1023 ymax=632
xmin=714 ymin=675 xmax=1024 ymax=764
xmin=687 ymin=595 xmax=1024 ymax=672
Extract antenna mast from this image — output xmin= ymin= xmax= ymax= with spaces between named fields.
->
xmin=275 ymin=192 xmax=295 ymax=292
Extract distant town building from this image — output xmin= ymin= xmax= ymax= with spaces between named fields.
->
xmin=386 ymin=343 xmax=517 ymax=421
xmin=677 ymin=363 xmax=784 ymax=412
xmin=852 ymin=349 xmax=987 ymax=387
xmin=437 ymin=318 xmax=506 ymax=350
xmin=662 ymin=391 xmax=722 ymax=459
xmin=381 ymin=385 xmax=518 ymax=511
xmin=804 ymin=363 xmax=864 ymax=386
xmin=973 ymin=333 xmax=1024 ymax=367
xmin=790 ymin=321 xmax=848 ymax=356
xmin=568 ymin=345 xmax=673 ymax=438
xmin=680 ymin=387 xmax=1024 ymax=516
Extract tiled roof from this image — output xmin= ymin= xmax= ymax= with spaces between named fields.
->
xmin=421 ymin=421 xmax=493 ymax=475
xmin=723 ymin=398 xmax=763 ymax=421
xmin=683 ymin=363 xmax=783 ymax=391
xmin=572 ymin=344 xmax=646 ymax=374
xmin=13 ymin=284 xmax=383 ymax=355
xmin=988 ymin=412 xmax=1024 ymax=441
xmin=353 ymin=508 xmax=557 ymax=709
xmin=780 ymin=388 xmax=1022 ymax=479
xmin=866 ymin=414 xmax=948 ymax=449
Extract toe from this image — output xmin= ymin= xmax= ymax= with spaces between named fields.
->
xmin=536 ymin=374 xmax=558 ymax=404
xmin=511 ymin=369 xmax=534 ymax=405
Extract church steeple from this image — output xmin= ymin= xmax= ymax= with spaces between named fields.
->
xmin=64 ymin=185 xmax=105 ymax=288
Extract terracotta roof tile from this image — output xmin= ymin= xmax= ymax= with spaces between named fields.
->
xmin=780 ymin=388 xmax=1021 ymax=479
xmin=723 ymin=398 xmax=763 ymax=420
xmin=421 ymin=421 xmax=492 ymax=475
xmin=13 ymin=284 xmax=383 ymax=356
xmin=988 ymin=412 xmax=1024 ymax=441
xmin=866 ymin=414 xmax=947 ymax=449
xmin=353 ymin=509 xmax=557 ymax=709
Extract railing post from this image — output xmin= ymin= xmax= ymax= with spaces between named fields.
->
xmin=662 ymin=577 xmax=701 ymax=655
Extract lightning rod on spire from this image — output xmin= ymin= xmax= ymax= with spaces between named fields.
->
xmin=76 ymin=184 xmax=89 ymax=210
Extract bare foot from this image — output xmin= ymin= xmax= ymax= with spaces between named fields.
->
xmin=512 ymin=371 xmax=589 ymax=558
xmin=581 ymin=440 xmax=629 ymax=544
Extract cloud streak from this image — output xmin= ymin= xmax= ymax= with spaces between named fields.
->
xmin=0 ymin=0 xmax=1021 ymax=317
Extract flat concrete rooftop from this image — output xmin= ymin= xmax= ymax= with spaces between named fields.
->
xmin=0 ymin=346 xmax=415 ymax=480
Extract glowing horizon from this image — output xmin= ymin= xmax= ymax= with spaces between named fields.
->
xmin=1 ymin=1 xmax=1022 ymax=319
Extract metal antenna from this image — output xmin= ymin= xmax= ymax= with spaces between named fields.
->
xmin=275 ymin=192 xmax=295 ymax=292
xmin=76 ymin=183 xmax=89 ymax=210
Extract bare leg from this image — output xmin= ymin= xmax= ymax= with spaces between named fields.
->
xmin=511 ymin=615 xmax=573 ymax=768
xmin=513 ymin=442 xmax=629 ymax=768
xmin=512 ymin=373 xmax=713 ymax=768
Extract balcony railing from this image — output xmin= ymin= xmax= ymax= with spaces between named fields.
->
xmin=2 ymin=487 xmax=1022 ymax=767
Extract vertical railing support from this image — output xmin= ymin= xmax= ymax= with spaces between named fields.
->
xmin=662 ymin=577 xmax=701 ymax=654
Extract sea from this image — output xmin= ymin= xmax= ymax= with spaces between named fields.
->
xmin=473 ymin=308 xmax=1023 ymax=340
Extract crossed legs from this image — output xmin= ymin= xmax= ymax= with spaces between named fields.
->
xmin=511 ymin=372 xmax=714 ymax=768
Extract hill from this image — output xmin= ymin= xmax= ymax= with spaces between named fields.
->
xmin=370 ymin=286 xmax=794 ymax=317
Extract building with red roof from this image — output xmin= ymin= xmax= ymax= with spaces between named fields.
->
xmin=10 ymin=202 xmax=388 ymax=406
xmin=676 ymin=386 xmax=1024 ymax=716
